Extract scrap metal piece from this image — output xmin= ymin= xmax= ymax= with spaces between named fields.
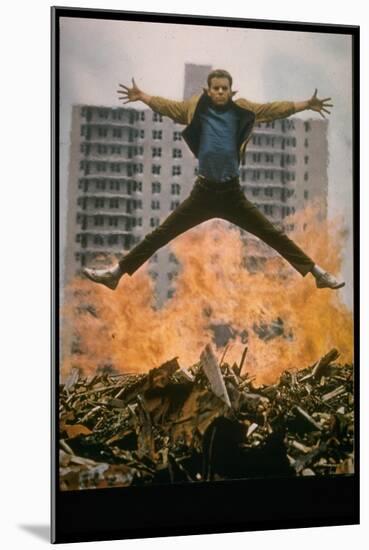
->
xmin=200 ymin=344 xmax=231 ymax=408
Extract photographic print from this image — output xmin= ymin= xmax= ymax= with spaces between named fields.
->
xmin=52 ymin=6 xmax=359 ymax=543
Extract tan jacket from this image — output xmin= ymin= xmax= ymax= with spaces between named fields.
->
xmin=148 ymin=92 xmax=297 ymax=160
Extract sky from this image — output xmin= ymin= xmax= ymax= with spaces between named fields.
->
xmin=59 ymin=16 xmax=354 ymax=307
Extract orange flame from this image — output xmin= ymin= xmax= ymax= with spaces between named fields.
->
xmin=61 ymin=204 xmax=353 ymax=385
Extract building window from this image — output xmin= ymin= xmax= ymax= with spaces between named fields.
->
xmin=171 ymin=183 xmax=181 ymax=195
xmin=113 ymin=128 xmax=122 ymax=138
xmin=264 ymin=205 xmax=274 ymax=216
xmin=151 ymin=200 xmax=160 ymax=210
xmin=95 ymin=198 xmax=105 ymax=208
xmin=140 ymin=112 xmax=145 ymax=121
xmin=152 ymin=147 xmax=162 ymax=157
xmin=109 ymin=198 xmax=119 ymax=208
xmin=152 ymin=181 xmax=161 ymax=193
xmin=139 ymin=129 xmax=145 ymax=139
xmin=173 ymin=131 xmax=182 ymax=141
xmin=264 ymin=187 xmax=274 ymax=197
xmin=98 ymin=108 xmax=109 ymax=119
xmin=134 ymin=164 xmax=143 ymax=174
xmin=172 ymin=166 xmax=181 ymax=176
xmin=94 ymin=216 xmax=105 ymax=226
xmin=304 ymin=138 xmax=309 ymax=147
xmin=304 ymin=121 xmax=311 ymax=132
xmin=98 ymin=127 xmax=108 ymax=137
xmin=304 ymin=156 xmax=309 ymax=165
xmin=304 ymin=172 xmax=309 ymax=181
xmin=153 ymin=113 xmax=163 ymax=122
xmin=152 ymin=130 xmax=163 ymax=140
xmin=252 ymin=188 xmax=260 ymax=196
xmin=169 ymin=253 xmax=179 ymax=264
xmin=171 ymin=201 xmax=180 ymax=210
xmin=172 ymin=148 xmax=182 ymax=158
xmin=167 ymin=271 xmax=178 ymax=281
xmin=132 ymin=181 xmax=142 ymax=192
xmin=150 ymin=217 xmax=160 ymax=227
xmin=108 ymin=235 xmax=119 ymax=245
xmin=109 ymin=217 xmax=118 ymax=226
xmin=304 ymin=190 xmax=309 ymax=199
xmin=94 ymin=235 xmax=104 ymax=245
xmin=152 ymin=165 xmax=161 ymax=175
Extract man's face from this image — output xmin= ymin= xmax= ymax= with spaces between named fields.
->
xmin=207 ymin=77 xmax=232 ymax=107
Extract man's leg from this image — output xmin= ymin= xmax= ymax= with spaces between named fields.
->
xmin=83 ymin=185 xmax=214 ymax=289
xmin=119 ymin=190 xmax=213 ymax=275
xmin=220 ymin=189 xmax=344 ymax=288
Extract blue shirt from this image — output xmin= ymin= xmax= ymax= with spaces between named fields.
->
xmin=198 ymin=103 xmax=240 ymax=183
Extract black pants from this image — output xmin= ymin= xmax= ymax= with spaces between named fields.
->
xmin=119 ymin=177 xmax=315 ymax=276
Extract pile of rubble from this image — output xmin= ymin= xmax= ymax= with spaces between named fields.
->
xmin=59 ymin=347 xmax=354 ymax=491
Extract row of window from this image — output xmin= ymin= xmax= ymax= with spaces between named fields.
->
xmin=80 ymin=126 xmax=183 ymax=142
xmin=82 ymin=108 xmax=313 ymax=135
xmin=252 ymin=136 xmax=297 ymax=148
xmin=76 ymin=230 xmax=130 ymax=242
xmin=93 ymin=198 xmax=120 ymax=208
xmin=78 ymin=234 xmax=124 ymax=246
xmin=151 ymin=182 xmax=181 ymax=194
xmin=151 ymin=200 xmax=180 ymax=211
xmin=80 ymin=161 xmax=148 ymax=177
xmin=250 ymin=187 xmax=293 ymax=198
xmin=151 ymin=165 xmax=182 ymax=176
xmin=240 ymin=170 xmax=300 ymax=183
xmin=152 ymin=148 xmax=183 ymax=158
xmin=149 ymin=271 xmax=178 ymax=282
xmin=77 ymin=214 xmax=124 ymax=226
xmin=82 ymin=107 xmax=145 ymax=123
xmin=150 ymin=253 xmax=179 ymax=264
xmin=78 ymin=178 xmax=130 ymax=192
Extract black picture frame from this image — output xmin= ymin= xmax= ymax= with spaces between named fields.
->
xmin=51 ymin=6 xmax=360 ymax=544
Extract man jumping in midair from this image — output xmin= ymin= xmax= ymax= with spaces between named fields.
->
xmin=83 ymin=69 xmax=345 ymax=291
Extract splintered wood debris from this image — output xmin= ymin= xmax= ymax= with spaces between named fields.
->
xmin=59 ymin=347 xmax=354 ymax=490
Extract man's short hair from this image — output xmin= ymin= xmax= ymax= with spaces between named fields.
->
xmin=207 ymin=69 xmax=233 ymax=88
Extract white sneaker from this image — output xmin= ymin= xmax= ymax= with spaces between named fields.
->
xmin=315 ymin=271 xmax=345 ymax=290
xmin=82 ymin=265 xmax=122 ymax=290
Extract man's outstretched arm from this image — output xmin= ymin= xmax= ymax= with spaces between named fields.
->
xmin=117 ymin=78 xmax=190 ymax=124
xmin=238 ymin=89 xmax=333 ymax=123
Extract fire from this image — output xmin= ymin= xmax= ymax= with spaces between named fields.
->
xmin=61 ymin=204 xmax=353 ymax=385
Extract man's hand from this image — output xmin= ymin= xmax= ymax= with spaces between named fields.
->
xmin=307 ymin=89 xmax=333 ymax=119
xmin=117 ymin=78 xmax=151 ymax=105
